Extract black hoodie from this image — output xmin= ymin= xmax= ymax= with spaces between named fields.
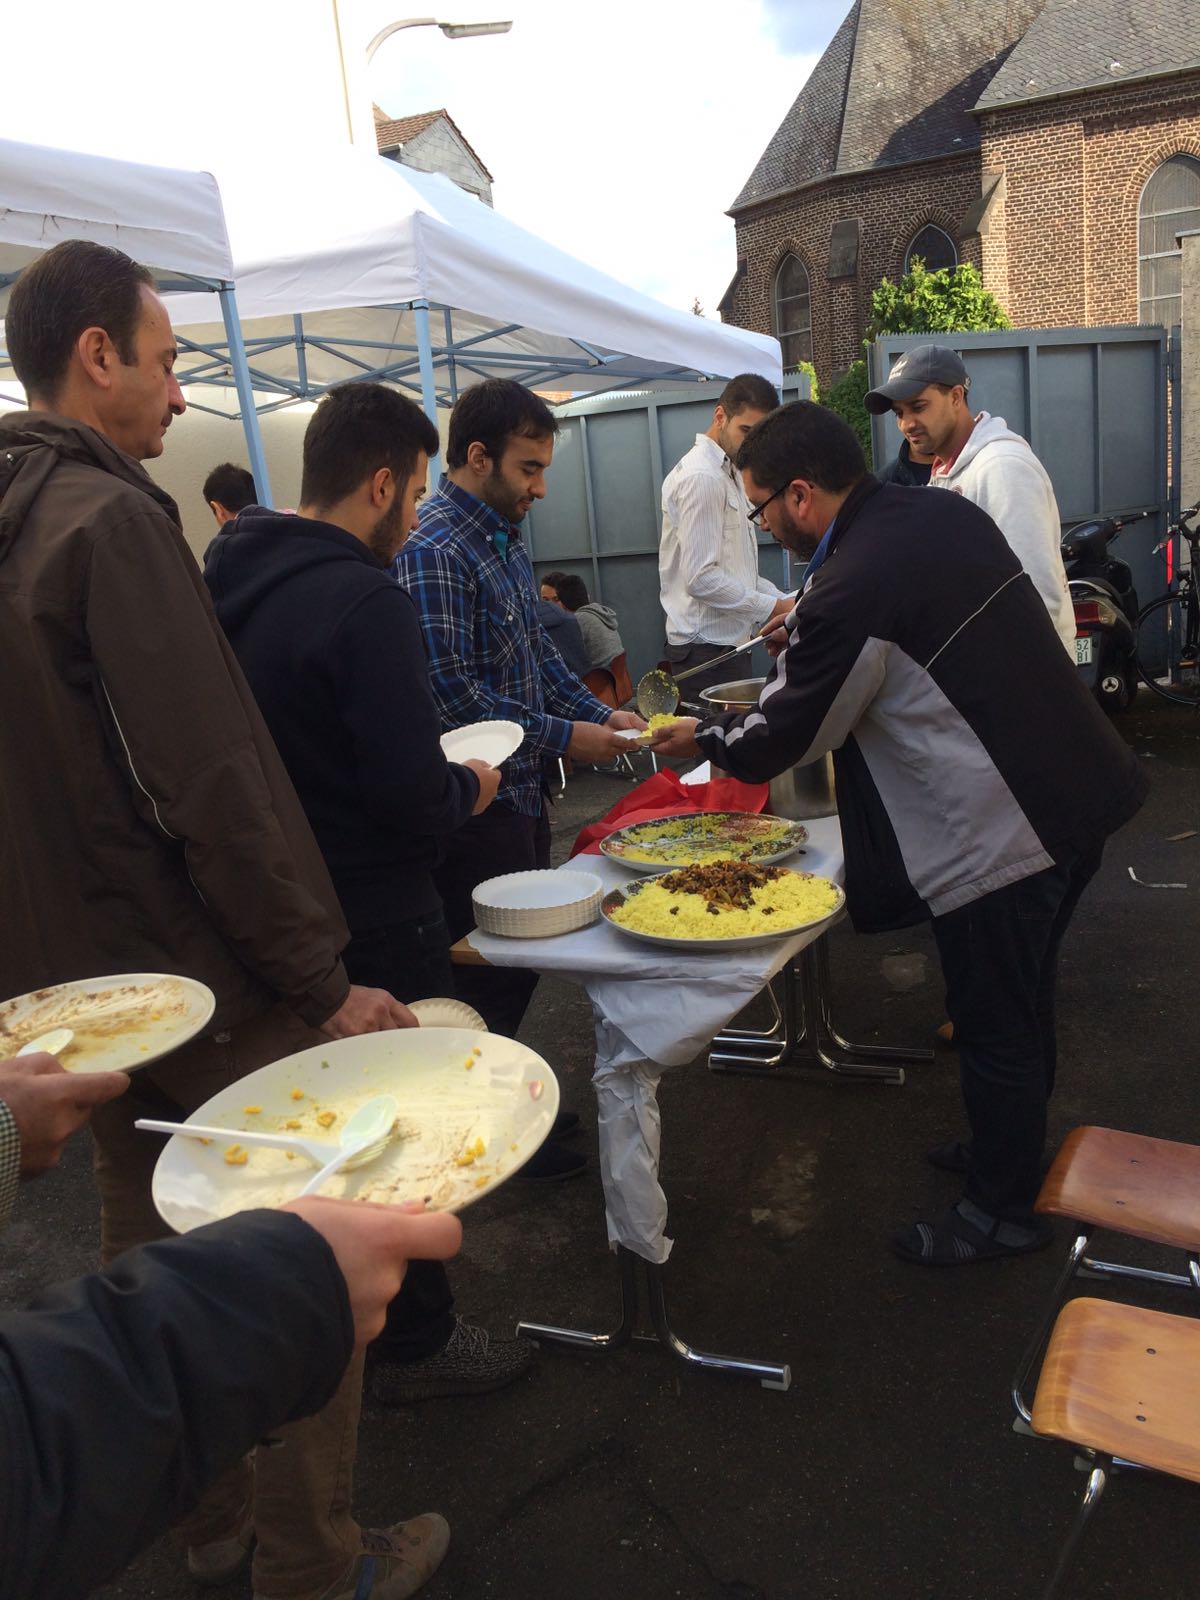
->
xmin=205 ymin=509 xmax=479 ymax=928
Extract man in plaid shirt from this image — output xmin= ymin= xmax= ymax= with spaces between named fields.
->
xmin=397 ymin=382 xmax=644 ymax=1145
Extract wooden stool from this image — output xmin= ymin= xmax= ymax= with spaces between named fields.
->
xmin=1012 ymin=1127 xmax=1200 ymax=1423
xmin=1030 ymin=1297 xmax=1200 ymax=1598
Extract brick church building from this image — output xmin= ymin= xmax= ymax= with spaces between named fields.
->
xmin=721 ymin=0 xmax=1200 ymax=388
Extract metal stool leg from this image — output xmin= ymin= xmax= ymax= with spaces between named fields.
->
xmin=1012 ymin=1231 xmax=1092 ymax=1425
xmin=1041 ymin=1458 xmax=1110 ymax=1600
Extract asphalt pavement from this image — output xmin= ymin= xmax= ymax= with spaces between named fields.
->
xmin=4 ymin=694 xmax=1200 ymax=1600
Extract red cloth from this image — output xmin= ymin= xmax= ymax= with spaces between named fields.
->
xmin=569 ymin=768 xmax=770 ymax=857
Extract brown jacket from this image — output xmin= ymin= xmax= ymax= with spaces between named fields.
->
xmin=0 ymin=412 xmax=350 ymax=1032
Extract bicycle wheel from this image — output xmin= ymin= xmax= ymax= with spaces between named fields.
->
xmin=1134 ymin=590 xmax=1200 ymax=705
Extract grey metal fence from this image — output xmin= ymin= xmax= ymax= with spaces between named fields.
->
xmin=526 ymin=375 xmax=810 ymax=685
xmin=526 ymin=330 xmax=1173 ymax=689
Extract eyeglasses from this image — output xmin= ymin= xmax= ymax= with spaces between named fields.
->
xmin=747 ymin=484 xmax=787 ymax=527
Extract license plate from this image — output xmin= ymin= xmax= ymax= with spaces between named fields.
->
xmin=1075 ymin=636 xmax=1093 ymax=666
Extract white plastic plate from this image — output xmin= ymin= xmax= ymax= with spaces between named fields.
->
xmin=151 ymin=1027 xmax=558 ymax=1231
xmin=0 ymin=973 xmax=215 ymax=1074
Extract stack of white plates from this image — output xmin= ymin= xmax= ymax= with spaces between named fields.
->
xmin=472 ymin=869 xmax=603 ymax=938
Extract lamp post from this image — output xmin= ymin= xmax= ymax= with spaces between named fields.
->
xmin=367 ymin=16 xmax=511 ymax=64
xmin=331 ymin=8 xmax=512 ymax=146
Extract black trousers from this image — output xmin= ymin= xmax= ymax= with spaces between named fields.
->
xmin=343 ymin=908 xmax=457 ymax=1364
xmin=662 ymin=640 xmax=749 ymax=700
xmin=435 ymin=802 xmax=552 ymax=1037
xmin=931 ymin=843 xmax=1103 ymax=1221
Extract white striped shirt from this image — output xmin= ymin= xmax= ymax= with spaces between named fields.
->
xmin=659 ymin=433 xmax=787 ymax=646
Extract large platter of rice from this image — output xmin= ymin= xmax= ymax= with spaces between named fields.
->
xmin=599 ymin=810 xmax=808 ymax=875
xmin=601 ymin=861 xmax=844 ymax=951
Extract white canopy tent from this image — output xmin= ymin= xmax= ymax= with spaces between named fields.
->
xmin=163 ymin=145 xmax=782 ymax=432
xmin=0 ymin=138 xmax=272 ymax=494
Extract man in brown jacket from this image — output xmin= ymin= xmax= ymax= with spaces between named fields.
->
xmin=0 ymin=241 xmax=446 ymax=1600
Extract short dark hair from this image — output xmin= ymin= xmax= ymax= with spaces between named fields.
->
xmin=735 ymin=401 xmax=867 ymax=495
xmin=550 ymin=573 xmax=589 ymax=611
xmin=202 ymin=462 xmax=257 ymax=513
xmin=718 ymin=372 xmax=779 ymax=419
xmin=300 ymin=382 xmax=439 ymax=509
xmin=5 ymin=239 xmax=156 ymax=401
xmin=446 ymin=379 xmax=559 ymax=469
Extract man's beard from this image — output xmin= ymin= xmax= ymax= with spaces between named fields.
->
xmin=776 ymin=505 xmax=821 ymax=560
xmin=480 ymin=465 xmax=526 ymax=524
xmin=367 ymin=498 xmax=408 ymax=563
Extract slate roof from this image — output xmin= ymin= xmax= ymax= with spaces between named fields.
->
xmin=731 ymin=0 xmax=1039 ymax=211
xmin=372 ymin=106 xmax=494 ymax=181
xmin=976 ymin=0 xmax=1200 ymax=109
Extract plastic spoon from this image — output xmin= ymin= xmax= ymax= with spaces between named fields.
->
xmin=296 ymin=1094 xmax=400 ymax=1197
xmin=135 ymin=1116 xmax=343 ymax=1166
xmin=17 ymin=1028 xmax=74 ymax=1057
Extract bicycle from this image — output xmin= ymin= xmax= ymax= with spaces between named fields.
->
xmin=1133 ymin=500 xmax=1200 ymax=706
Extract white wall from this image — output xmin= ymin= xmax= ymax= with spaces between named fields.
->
xmin=394 ymin=123 xmax=493 ymax=206
xmin=0 ymin=388 xmax=447 ymax=565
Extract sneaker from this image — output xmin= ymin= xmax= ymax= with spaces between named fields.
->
xmin=368 ymin=1316 xmax=535 ymax=1405
xmin=254 ymin=1514 xmax=449 ymax=1600
xmin=521 ymin=1140 xmax=586 ymax=1182
xmin=188 ymin=1518 xmax=254 ymax=1586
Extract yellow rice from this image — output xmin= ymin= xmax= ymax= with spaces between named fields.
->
xmin=610 ymin=812 xmax=803 ymax=866
xmin=610 ymin=870 xmax=840 ymax=939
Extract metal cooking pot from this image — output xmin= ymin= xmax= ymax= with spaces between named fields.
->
xmin=699 ymin=678 xmax=837 ymax=819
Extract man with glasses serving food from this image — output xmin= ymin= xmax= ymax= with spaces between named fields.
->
xmin=650 ymin=402 xmax=1145 ymax=1269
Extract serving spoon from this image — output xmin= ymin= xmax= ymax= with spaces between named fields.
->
xmin=634 ymin=636 xmax=761 ymax=718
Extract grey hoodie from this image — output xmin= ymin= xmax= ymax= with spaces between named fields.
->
xmin=576 ymin=601 xmax=624 ymax=672
xmin=929 ymin=413 xmax=1074 ymax=653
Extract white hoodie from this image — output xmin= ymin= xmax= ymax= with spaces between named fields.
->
xmin=929 ymin=413 xmax=1074 ymax=654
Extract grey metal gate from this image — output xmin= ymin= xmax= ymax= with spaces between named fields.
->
xmin=526 ymin=375 xmax=810 ymax=684
xmin=867 ymin=327 xmax=1172 ymax=614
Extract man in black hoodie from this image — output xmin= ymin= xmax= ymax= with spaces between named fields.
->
xmin=206 ymin=382 xmax=534 ymax=1407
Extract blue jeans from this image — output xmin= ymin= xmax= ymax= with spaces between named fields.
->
xmin=931 ymin=844 xmax=1102 ymax=1221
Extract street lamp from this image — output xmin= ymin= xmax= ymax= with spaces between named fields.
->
xmin=366 ymin=17 xmax=512 ymax=64
xmin=332 ymin=9 xmax=512 ymax=145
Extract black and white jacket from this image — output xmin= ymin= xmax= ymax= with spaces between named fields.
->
xmin=697 ymin=477 xmax=1147 ymax=933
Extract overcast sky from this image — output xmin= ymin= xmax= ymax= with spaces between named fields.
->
xmin=2 ymin=0 xmax=849 ymax=316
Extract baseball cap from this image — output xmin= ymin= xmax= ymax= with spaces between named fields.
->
xmin=863 ymin=345 xmax=970 ymax=413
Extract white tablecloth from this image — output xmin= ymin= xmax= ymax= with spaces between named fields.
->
xmin=470 ymin=813 xmax=845 ymax=1263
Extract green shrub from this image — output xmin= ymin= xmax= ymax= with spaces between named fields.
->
xmin=866 ymin=259 xmax=1011 ymax=338
xmin=825 ymin=360 xmax=871 ymax=454
xmin=791 ymin=359 xmax=819 ymax=403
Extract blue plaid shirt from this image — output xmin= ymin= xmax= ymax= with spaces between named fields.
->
xmin=395 ymin=477 xmax=611 ymax=815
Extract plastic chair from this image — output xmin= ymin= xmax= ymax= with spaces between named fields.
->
xmin=1011 ymin=1126 xmax=1200 ymax=1425
xmin=1028 ymin=1296 xmax=1200 ymax=1598
xmin=584 ymin=655 xmax=655 ymax=776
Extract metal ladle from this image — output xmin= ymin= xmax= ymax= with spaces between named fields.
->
xmin=634 ymin=636 xmax=761 ymax=718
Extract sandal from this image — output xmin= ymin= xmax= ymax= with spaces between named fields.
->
xmin=892 ymin=1202 xmax=1053 ymax=1266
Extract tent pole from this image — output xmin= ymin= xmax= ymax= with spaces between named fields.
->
xmin=218 ymin=284 xmax=273 ymax=507
xmin=413 ymin=300 xmax=441 ymax=470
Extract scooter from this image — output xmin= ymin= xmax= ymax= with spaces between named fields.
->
xmin=1059 ymin=508 xmax=1150 ymax=713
